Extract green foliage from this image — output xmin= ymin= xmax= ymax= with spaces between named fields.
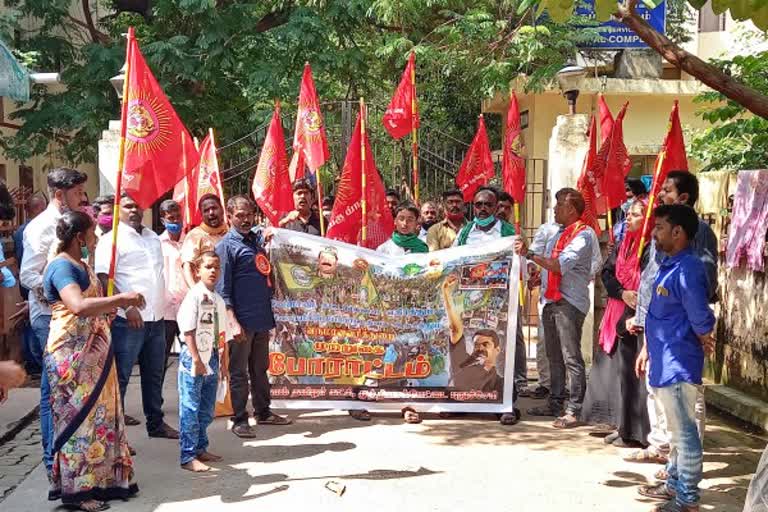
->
xmin=1 ymin=0 xmax=598 ymax=175
xmin=690 ymin=51 xmax=768 ymax=172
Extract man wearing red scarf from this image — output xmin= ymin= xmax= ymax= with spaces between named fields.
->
xmin=526 ymin=188 xmax=597 ymax=429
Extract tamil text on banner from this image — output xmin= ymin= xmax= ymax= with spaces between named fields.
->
xmin=267 ymin=230 xmax=520 ymax=413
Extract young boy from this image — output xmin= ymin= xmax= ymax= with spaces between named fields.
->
xmin=176 ymin=251 xmax=232 ymax=472
xmin=376 ymin=204 xmax=429 ymax=256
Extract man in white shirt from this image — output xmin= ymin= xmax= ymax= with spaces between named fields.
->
xmin=20 ymin=167 xmax=88 ymax=471
xmin=95 ymin=192 xmax=179 ymax=439
xmin=158 ymin=199 xmax=187 ymax=381
xmin=452 ymin=187 xmax=526 ymax=426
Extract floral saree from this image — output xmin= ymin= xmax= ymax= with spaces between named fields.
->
xmin=44 ymin=262 xmax=138 ymax=504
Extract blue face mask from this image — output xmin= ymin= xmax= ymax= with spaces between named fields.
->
xmin=474 ymin=215 xmax=496 ymax=228
xmin=164 ymin=222 xmax=183 ymax=235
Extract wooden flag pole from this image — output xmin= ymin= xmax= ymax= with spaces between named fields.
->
xmin=638 ymin=150 xmax=666 ymax=259
xmin=107 ymin=27 xmax=134 ymax=297
xmin=606 ymin=196 xmax=614 ymax=243
xmin=360 ymin=97 xmax=367 ymax=244
xmin=410 ymin=52 xmax=419 ymax=205
xmin=514 ymin=202 xmax=525 ymax=308
xmin=316 ymin=171 xmax=326 ymax=236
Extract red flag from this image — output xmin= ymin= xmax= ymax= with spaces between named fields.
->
xmin=121 ymin=31 xmax=199 ymax=209
xmin=598 ymin=94 xmax=614 ymax=147
xmin=327 ymin=112 xmax=394 ymax=249
xmin=576 ymin=117 xmax=601 ymax=235
xmin=455 ymin=115 xmax=495 ymax=202
xmin=502 ymin=92 xmax=526 ymax=204
xmin=288 ymin=149 xmax=306 ymax=183
xmin=252 ymin=104 xmax=294 ymax=226
xmin=292 ymin=64 xmax=330 ymax=173
xmin=382 ymin=52 xmax=419 ymax=139
xmin=185 ymin=132 xmax=226 ymax=226
xmin=648 ymin=101 xmax=688 ymax=200
xmin=601 ymin=103 xmax=631 ymax=211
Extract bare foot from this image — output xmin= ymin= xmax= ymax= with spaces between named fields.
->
xmin=197 ymin=451 xmax=222 ymax=462
xmin=181 ymin=459 xmax=210 ymax=472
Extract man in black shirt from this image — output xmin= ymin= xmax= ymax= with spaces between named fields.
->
xmin=278 ymin=179 xmax=322 ymax=235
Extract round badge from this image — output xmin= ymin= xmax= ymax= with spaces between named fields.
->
xmin=255 ymin=253 xmax=271 ymax=276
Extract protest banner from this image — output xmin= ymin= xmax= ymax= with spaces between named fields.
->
xmin=267 ymin=229 xmax=520 ymax=413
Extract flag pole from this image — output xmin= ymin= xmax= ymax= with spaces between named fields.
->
xmin=638 ymin=150 xmax=666 ymax=259
xmin=208 ymin=127 xmax=227 ymax=211
xmin=410 ymin=52 xmax=419 ymax=205
xmin=316 ymin=173 xmax=326 ymax=236
xmin=181 ymin=133 xmax=192 ymax=229
xmin=606 ymin=196 xmax=614 ymax=243
xmin=107 ymin=27 xmax=134 ymax=297
xmin=360 ymin=97 xmax=367 ymax=244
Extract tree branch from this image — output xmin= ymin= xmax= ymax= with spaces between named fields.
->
xmin=616 ymin=4 xmax=768 ymax=119
xmin=80 ymin=0 xmax=111 ymax=44
xmin=254 ymin=9 xmax=291 ymax=33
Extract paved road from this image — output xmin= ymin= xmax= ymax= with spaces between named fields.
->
xmin=2 ymin=362 xmax=765 ymax=511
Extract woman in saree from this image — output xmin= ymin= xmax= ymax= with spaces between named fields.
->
xmin=581 ymin=198 xmax=652 ymax=447
xmin=43 ymin=211 xmax=145 ymax=512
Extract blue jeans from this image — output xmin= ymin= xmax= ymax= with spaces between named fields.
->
xmin=655 ymin=382 xmax=703 ymax=507
xmin=31 ymin=314 xmax=52 ymax=471
xmin=111 ymin=317 xmax=166 ymax=433
xmin=178 ymin=347 xmax=219 ymax=464
xmin=21 ymin=324 xmax=41 ymax=374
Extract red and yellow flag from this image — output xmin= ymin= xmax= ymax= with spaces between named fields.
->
xmin=382 ymin=52 xmax=419 ymax=140
xmin=502 ymin=92 xmax=526 ymax=205
xmin=185 ymin=131 xmax=226 ymax=226
xmin=292 ymin=63 xmax=330 ymax=174
xmin=648 ymin=100 xmax=688 ymax=200
xmin=601 ymin=103 xmax=631 ymax=212
xmin=456 ymin=115 xmax=495 ymax=202
xmin=327 ymin=111 xmax=393 ymax=249
xmin=121 ymin=31 xmax=199 ymax=209
xmin=252 ymin=103 xmax=293 ymax=226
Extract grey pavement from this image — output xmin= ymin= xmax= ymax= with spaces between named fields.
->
xmin=2 ymin=360 xmax=765 ymax=511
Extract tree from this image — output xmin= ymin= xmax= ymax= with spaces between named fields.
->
xmin=517 ymin=0 xmax=768 ymax=118
xmin=0 ymin=0 xmax=599 ymax=172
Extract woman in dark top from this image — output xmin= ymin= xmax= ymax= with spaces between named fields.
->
xmin=43 ymin=211 xmax=144 ymax=512
xmin=582 ymin=199 xmax=651 ymax=447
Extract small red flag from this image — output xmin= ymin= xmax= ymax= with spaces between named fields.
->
xmin=382 ymin=52 xmax=419 ymax=140
xmin=292 ymin=64 xmax=330 ymax=173
xmin=327 ymin=112 xmax=394 ymax=249
xmin=252 ymin=104 xmax=294 ymax=226
xmin=601 ymin=103 xmax=631 ymax=212
xmin=648 ymin=101 xmax=688 ymax=200
xmin=185 ymin=132 xmax=226 ymax=226
xmin=598 ymin=94 xmax=614 ymax=147
xmin=455 ymin=115 xmax=495 ymax=202
xmin=502 ymin=92 xmax=526 ymax=204
xmin=577 ymin=117 xmax=601 ymax=235
xmin=288 ymin=148 xmax=306 ymax=183
xmin=121 ymin=31 xmax=199 ymax=209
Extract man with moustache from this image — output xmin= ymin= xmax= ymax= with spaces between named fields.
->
xmin=95 ymin=192 xmax=178 ymax=439
xmin=278 ymin=179 xmax=322 ymax=235
xmin=427 ymin=189 xmax=467 ymax=251
xmin=181 ymin=194 xmax=228 ymax=289
xmin=418 ymin=201 xmax=439 ymax=242
xmin=216 ymin=195 xmax=291 ymax=438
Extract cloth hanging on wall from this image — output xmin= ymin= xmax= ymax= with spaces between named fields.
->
xmin=726 ymin=170 xmax=768 ymax=272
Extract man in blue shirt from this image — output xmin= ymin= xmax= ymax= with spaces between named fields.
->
xmin=216 ymin=195 xmax=291 ymax=438
xmin=638 ymin=204 xmax=715 ymax=512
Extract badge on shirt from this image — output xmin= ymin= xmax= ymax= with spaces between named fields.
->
xmin=255 ymin=253 xmax=272 ymax=287
xmin=656 ymin=285 xmax=669 ymax=297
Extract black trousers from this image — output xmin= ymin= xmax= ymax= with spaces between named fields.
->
xmin=229 ymin=330 xmax=271 ymax=424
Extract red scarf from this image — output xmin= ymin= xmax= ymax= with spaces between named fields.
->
xmin=544 ymin=221 xmax=588 ymax=302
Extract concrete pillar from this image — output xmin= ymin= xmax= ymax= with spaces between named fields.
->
xmin=97 ymin=120 xmax=121 ymax=197
xmin=547 ymin=113 xmax=595 ymax=365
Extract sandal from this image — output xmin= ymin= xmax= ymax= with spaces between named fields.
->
xmin=638 ymin=482 xmax=676 ymax=501
xmin=401 ymin=407 xmax=422 ymax=424
xmin=257 ymin=413 xmax=292 ymax=425
xmin=655 ymin=469 xmax=669 ymax=481
xmin=623 ymin=448 xmax=668 ymax=464
xmin=349 ymin=409 xmax=372 ymax=421
xmin=526 ymin=405 xmax=560 ymax=417
xmin=76 ymin=500 xmax=110 ymax=512
xmin=552 ymin=414 xmax=582 ymax=429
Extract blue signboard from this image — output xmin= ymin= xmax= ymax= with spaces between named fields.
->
xmin=577 ymin=1 xmax=666 ymax=49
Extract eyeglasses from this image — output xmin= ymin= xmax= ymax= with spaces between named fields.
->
xmin=473 ymin=201 xmax=495 ymax=208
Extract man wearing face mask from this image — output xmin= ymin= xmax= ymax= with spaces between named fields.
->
xmin=158 ymin=199 xmax=187 ymax=381
xmin=451 ymin=186 xmax=526 ymax=426
xmin=20 ymin=167 xmax=88 ymax=472
xmin=426 ymin=189 xmax=467 ymax=251
xmin=92 ymin=195 xmax=115 ymax=238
